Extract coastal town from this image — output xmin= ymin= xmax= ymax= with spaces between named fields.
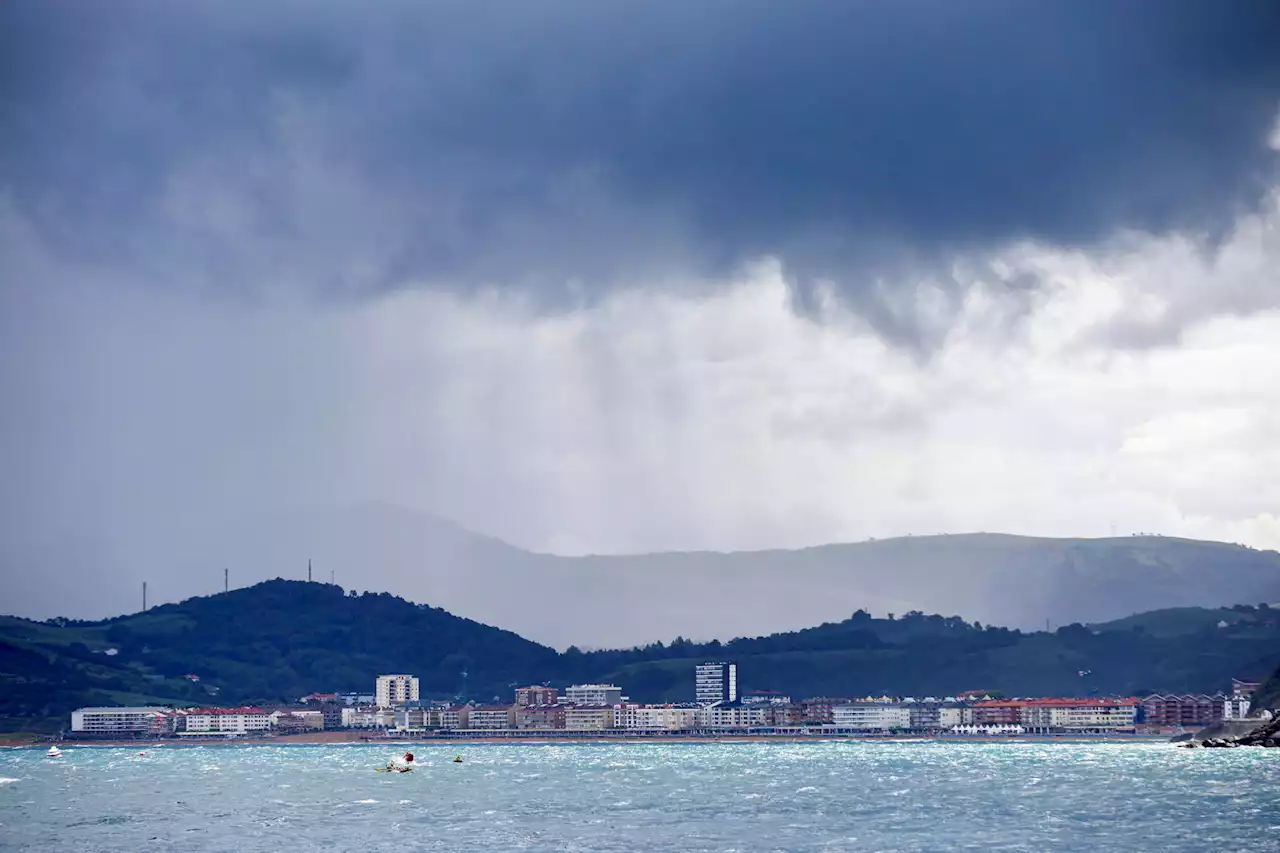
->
xmin=62 ymin=662 xmax=1263 ymax=742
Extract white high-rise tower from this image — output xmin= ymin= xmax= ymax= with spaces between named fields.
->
xmin=695 ymin=662 xmax=738 ymax=706
xmin=375 ymin=674 xmax=420 ymax=708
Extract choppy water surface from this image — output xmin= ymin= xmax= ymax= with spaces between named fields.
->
xmin=2 ymin=741 xmax=1277 ymax=851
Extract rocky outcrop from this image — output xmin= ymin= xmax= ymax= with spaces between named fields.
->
xmin=1180 ymin=715 xmax=1280 ymax=748
xmin=1175 ymin=719 xmax=1266 ymax=743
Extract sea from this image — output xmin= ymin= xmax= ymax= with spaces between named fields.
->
xmin=2 ymin=741 xmax=1278 ymax=852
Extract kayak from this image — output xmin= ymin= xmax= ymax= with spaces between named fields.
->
xmin=376 ymin=766 xmax=413 ymax=773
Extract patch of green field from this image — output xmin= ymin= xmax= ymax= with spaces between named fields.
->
xmin=1090 ymin=607 xmax=1245 ymax=637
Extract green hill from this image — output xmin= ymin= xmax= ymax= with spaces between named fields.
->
xmin=578 ymin=606 xmax=1280 ymax=702
xmin=0 ymin=580 xmax=559 ymax=726
xmin=1088 ymin=605 xmax=1271 ymax=638
xmin=3 ymin=582 xmax=1279 ymax=730
xmin=1253 ymin=662 xmax=1280 ymax=711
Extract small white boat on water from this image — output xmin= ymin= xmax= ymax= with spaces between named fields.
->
xmin=46 ymin=746 xmax=63 ymax=758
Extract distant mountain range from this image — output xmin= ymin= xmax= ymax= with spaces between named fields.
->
xmin=5 ymin=502 xmax=1280 ymax=648
xmin=2 ymin=580 xmax=1278 ymax=729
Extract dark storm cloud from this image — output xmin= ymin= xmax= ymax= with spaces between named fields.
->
xmin=2 ymin=0 xmax=1278 ymax=327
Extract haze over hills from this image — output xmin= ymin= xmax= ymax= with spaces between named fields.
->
xmin=6 ymin=502 xmax=1280 ymax=649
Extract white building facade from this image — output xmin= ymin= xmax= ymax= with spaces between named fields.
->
xmin=376 ymin=674 xmax=420 ymax=708
xmin=832 ymin=703 xmax=913 ymax=730
xmin=178 ymin=707 xmax=272 ymax=735
xmin=1046 ymin=703 xmax=1136 ymax=730
xmin=615 ymin=704 xmax=700 ymax=730
xmin=70 ymin=707 xmax=171 ymax=736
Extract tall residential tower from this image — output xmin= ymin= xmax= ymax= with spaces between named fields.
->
xmin=695 ymin=662 xmax=738 ymax=706
xmin=375 ymin=674 xmax=420 ymax=708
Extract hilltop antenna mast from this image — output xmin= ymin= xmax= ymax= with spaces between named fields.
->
xmin=224 ymin=567 xmax=229 ymax=593
xmin=143 ymin=581 xmax=148 ymax=612
xmin=308 ymin=559 xmax=312 ymax=583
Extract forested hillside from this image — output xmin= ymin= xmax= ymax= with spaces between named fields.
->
xmin=3 ymin=582 xmax=1278 ymax=729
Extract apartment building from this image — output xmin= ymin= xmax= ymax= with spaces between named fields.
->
xmin=763 ymin=703 xmax=805 ymax=726
xmin=563 ymin=684 xmax=623 ymax=706
xmin=832 ymin=703 xmax=913 ymax=730
xmin=695 ymin=662 xmax=738 ymax=706
xmin=615 ymin=704 xmax=700 ymax=730
xmin=697 ymin=701 xmax=769 ymax=729
xmin=971 ymin=702 xmax=1023 ymax=726
xmin=904 ymin=702 xmax=933 ymax=730
xmin=70 ymin=707 xmax=172 ymax=738
xmin=375 ymin=674 xmax=420 ymax=708
xmin=975 ymin=698 xmax=1138 ymax=732
xmin=1047 ymin=699 xmax=1137 ymax=730
xmin=342 ymin=706 xmax=396 ymax=728
xmin=177 ymin=707 xmax=272 ymax=736
xmin=1141 ymin=694 xmax=1226 ymax=728
xmin=515 ymin=704 xmax=567 ymax=729
xmin=395 ymin=706 xmax=430 ymax=732
xmin=565 ymin=705 xmax=616 ymax=731
xmin=515 ymin=685 xmax=559 ymax=707
xmin=437 ymin=706 xmax=465 ymax=729
xmin=1227 ymin=678 xmax=1259 ymax=719
xmin=466 ymin=705 xmax=516 ymax=730
xmin=270 ymin=709 xmax=325 ymax=732
xmin=799 ymin=697 xmax=847 ymax=725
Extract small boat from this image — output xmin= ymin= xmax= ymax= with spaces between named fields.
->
xmin=452 ymin=755 xmax=463 ymax=763
xmin=46 ymin=746 xmax=63 ymax=758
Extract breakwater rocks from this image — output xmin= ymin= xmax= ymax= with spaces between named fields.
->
xmin=1180 ymin=717 xmax=1280 ymax=749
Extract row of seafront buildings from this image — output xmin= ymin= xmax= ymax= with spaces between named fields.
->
xmin=70 ymin=705 xmax=332 ymax=738
xmin=67 ymin=664 xmax=1261 ymax=740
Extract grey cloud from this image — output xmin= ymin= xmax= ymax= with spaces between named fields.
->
xmin=3 ymin=0 xmax=1279 ymax=341
xmin=6 ymin=0 xmax=1280 ymax=628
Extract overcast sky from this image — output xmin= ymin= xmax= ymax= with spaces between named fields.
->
xmin=2 ymin=1 xmax=1279 ymax=612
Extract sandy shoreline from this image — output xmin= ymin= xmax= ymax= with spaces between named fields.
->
xmin=8 ymin=731 xmax=1175 ymax=748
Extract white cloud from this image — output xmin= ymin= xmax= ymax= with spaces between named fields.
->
xmin=329 ymin=187 xmax=1280 ymax=554
xmin=3 ymin=179 xmax=1280 ymax=571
